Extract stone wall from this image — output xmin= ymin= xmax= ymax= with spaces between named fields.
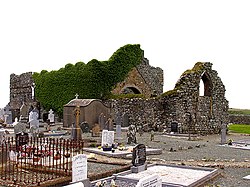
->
xmin=110 ymin=62 xmax=229 ymax=135
xmin=229 ymin=115 xmax=250 ymax=125
xmin=112 ymin=57 xmax=163 ymax=97
xmin=10 ymin=72 xmax=34 ymax=110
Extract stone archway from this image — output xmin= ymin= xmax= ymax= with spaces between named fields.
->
xmin=121 ymin=85 xmax=142 ymax=94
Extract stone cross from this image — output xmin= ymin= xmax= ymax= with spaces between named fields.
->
xmin=75 ymin=93 xmax=79 ymax=99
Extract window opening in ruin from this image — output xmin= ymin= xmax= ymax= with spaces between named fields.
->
xmin=199 ymin=72 xmax=212 ymax=97
xmin=121 ymin=86 xmax=141 ymax=94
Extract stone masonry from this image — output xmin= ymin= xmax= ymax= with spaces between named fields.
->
xmin=110 ymin=62 xmax=229 ymax=135
xmin=9 ymin=72 xmax=36 ymax=121
xmin=112 ymin=57 xmax=163 ymax=97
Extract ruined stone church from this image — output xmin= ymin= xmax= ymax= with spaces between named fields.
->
xmin=9 ymin=52 xmax=228 ymax=134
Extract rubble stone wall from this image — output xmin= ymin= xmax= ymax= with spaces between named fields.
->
xmin=229 ymin=115 xmax=250 ymax=125
xmin=110 ymin=62 xmax=229 ymax=135
xmin=112 ymin=57 xmax=164 ymax=97
xmin=10 ymin=72 xmax=34 ymax=110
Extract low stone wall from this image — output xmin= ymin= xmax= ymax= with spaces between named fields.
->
xmin=229 ymin=115 xmax=250 ymax=125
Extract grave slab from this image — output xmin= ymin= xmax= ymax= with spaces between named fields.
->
xmin=82 ymin=146 xmax=162 ymax=159
xmin=116 ymin=164 xmax=219 ymax=187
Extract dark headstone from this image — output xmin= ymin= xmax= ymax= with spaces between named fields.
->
xmin=16 ymin=132 xmax=29 ymax=151
xmin=122 ymin=113 xmax=129 ymax=127
xmin=132 ymin=144 xmax=146 ymax=167
xmin=80 ymin=122 xmax=90 ymax=133
xmin=171 ymin=121 xmax=178 ymax=133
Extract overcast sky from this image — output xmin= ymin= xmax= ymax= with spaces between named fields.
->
xmin=0 ymin=0 xmax=249 ymax=109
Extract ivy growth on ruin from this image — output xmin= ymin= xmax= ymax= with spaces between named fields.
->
xmin=33 ymin=44 xmax=143 ymax=116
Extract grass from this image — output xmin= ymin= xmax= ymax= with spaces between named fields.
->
xmin=228 ymin=124 xmax=250 ymax=134
xmin=228 ymin=108 xmax=250 ymax=115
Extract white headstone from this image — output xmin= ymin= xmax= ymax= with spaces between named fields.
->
xmin=72 ymin=154 xmax=87 ymax=183
xmin=9 ymin=150 xmax=17 ymax=162
xmin=48 ymin=109 xmax=55 ymax=123
xmin=101 ymin=130 xmax=114 ymax=146
xmin=136 ymin=174 xmax=162 ymax=187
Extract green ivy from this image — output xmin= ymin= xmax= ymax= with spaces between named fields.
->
xmin=33 ymin=44 xmax=143 ymax=117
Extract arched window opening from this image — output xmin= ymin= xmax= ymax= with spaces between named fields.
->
xmin=121 ymin=86 xmax=141 ymax=94
xmin=199 ymin=72 xmax=212 ymax=97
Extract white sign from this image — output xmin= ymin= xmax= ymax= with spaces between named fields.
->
xmin=72 ymin=154 xmax=87 ymax=183
xmin=101 ymin=130 xmax=114 ymax=146
xmin=136 ymin=174 xmax=162 ymax=187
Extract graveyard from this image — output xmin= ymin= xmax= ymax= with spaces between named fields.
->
xmin=0 ymin=45 xmax=249 ymax=186
xmin=0 ymin=110 xmax=250 ymax=186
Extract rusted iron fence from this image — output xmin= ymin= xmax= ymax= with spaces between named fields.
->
xmin=0 ymin=136 xmax=85 ymax=186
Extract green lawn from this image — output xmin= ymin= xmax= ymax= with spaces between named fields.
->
xmin=228 ymin=124 xmax=250 ymax=134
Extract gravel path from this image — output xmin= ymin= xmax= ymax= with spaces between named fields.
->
xmin=87 ymin=132 xmax=250 ymax=187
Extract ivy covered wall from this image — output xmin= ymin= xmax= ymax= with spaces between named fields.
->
xmin=33 ymin=44 xmax=143 ymax=116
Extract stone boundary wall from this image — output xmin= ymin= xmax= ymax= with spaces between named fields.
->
xmin=229 ymin=115 xmax=250 ymax=125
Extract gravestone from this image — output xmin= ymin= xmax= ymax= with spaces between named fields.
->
xmin=127 ymin=124 xmax=137 ymax=144
xmin=115 ymin=112 xmax=122 ymax=143
xmin=71 ymin=123 xmax=77 ymax=140
xmin=16 ymin=132 xmax=29 ymax=151
xmin=48 ymin=109 xmax=55 ymax=124
xmin=29 ymin=110 xmax=39 ymax=137
xmin=0 ymin=108 xmax=4 ymax=121
xmin=105 ymin=117 xmax=113 ymax=131
xmin=14 ymin=122 xmax=27 ymax=134
xmin=0 ymin=129 xmax=5 ymax=143
xmin=101 ymin=130 xmax=114 ymax=147
xmin=72 ymin=154 xmax=90 ymax=186
xmin=221 ymin=123 xmax=227 ymax=144
xmin=80 ymin=121 xmax=90 ymax=133
xmin=92 ymin=123 xmax=101 ymax=137
xmin=132 ymin=144 xmax=146 ymax=167
xmin=4 ymin=105 xmax=12 ymax=124
xmin=122 ymin=113 xmax=129 ymax=127
xmin=171 ymin=121 xmax=178 ymax=133
xmin=20 ymin=103 xmax=29 ymax=119
xmin=98 ymin=113 xmax=106 ymax=130
xmin=131 ymin=144 xmax=147 ymax=173
xmin=136 ymin=174 xmax=162 ymax=187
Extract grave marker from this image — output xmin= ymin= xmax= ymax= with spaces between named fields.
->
xmin=101 ymin=130 xmax=114 ymax=147
xmin=48 ymin=109 xmax=55 ymax=123
xmin=14 ymin=122 xmax=27 ymax=134
xmin=132 ymin=144 xmax=146 ymax=167
xmin=221 ymin=123 xmax=227 ymax=144
xmin=98 ymin=113 xmax=106 ymax=130
xmin=92 ymin=124 xmax=101 ymax=137
xmin=122 ymin=113 xmax=129 ymax=127
xmin=136 ymin=174 xmax=162 ymax=187
xmin=72 ymin=154 xmax=87 ymax=183
xmin=80 ymin=121 xmax=90 ymax=133
xmin=115 ymin=113 xmax=122 ymax=143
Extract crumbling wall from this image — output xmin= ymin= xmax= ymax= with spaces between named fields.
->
xmin=111 ymin=62 xmax=229 ymax=135
xmin=161 ymin=62 xmax=229 ymax=134
xmin=112 ymin=57 xmax=163 ymax=97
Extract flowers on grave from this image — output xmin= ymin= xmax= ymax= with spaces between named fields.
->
xmin=228 ymin=139 xmax=233 ymax=145
xmin=95 ymin=180 xmax=107 ymax=187
xmin=98 ymin=145 xmax=102 ymax=149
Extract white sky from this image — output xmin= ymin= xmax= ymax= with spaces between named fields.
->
xmin=0 ymin=0 xmax=249 ymax=109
